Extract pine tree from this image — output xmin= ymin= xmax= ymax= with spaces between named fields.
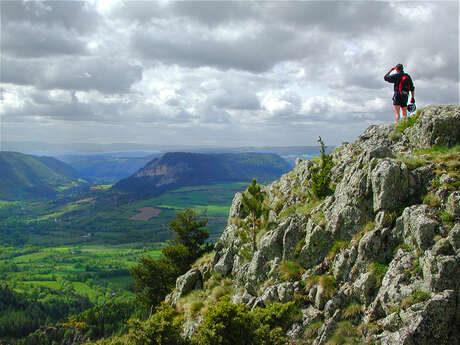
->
xmin=241 ymin=178 xmax=269 ymax=252
xmin=310 ymin=136 xmax=334 ymax=199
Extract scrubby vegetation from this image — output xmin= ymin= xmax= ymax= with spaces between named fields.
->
xmin=130 ymin=208 xmax=210 ymax=308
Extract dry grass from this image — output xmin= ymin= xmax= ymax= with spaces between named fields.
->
xmin=303 ymin=320 xmax=324 ymax=340
xmin=327 ymin=241 xmax=348 ymax=260
xmin=342 ymin=302 xmax=363 ymax=320
xmin=192 ymin=251 xmax=215 ymax=268
xmin=278 ymin=260 xmax=305 ymax=281
xmin=352 ymin=221 xmax=375 ymax=243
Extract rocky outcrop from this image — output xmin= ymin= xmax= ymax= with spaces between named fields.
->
xmin=170 ymin=106 xmax=460 ymax=344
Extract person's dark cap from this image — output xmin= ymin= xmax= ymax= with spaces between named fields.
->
xmin=396 ymin=63 xmax=404 ymax=71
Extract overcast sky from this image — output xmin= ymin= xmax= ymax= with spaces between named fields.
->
xmin=1 ymin=0 xmax=458 ymax=149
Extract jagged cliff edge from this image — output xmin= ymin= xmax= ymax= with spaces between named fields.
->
xmin=168 ymin=105 xmax=460 ymax=345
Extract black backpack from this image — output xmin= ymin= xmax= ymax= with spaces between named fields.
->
xmin=398 ymin=74 xmax=411 ymax=95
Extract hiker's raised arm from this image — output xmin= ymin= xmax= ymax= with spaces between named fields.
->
xmin=384 ymin=66 xmax=395 ymax=81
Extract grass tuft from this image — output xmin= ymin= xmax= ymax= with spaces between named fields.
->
xmin=352 ymin=221 xmax=375 ymax=243
xmin=343 ymin=302 xmax=363 ymax=320
xmin=327 ymin=241 xmax=349 ymax=260
xmin=304 ymin=274 xmax=337 ymax=299
xmin=423 ymin=192 xmax=441 ymax=208
xmin=278 ymin=260 xmax=305 ymax=281
xmin=396 ymin=155 xmax=426 ymax=169
xmin=400 ymin=290 xmax=431 ymax=310
xmin=303 ymin=320 xmax=323 ymax=340
xmin=394 ymin=112 xmax=420 ymax=133
xmin=369 ymin=262 xmax=388 ymax=287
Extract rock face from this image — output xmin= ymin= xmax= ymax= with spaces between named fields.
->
xmin=170 ymin=106 xmax=460 ymax=344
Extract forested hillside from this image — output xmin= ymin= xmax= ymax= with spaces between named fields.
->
xmin=0 ymin=152 xmax=85 ymax=200
xmin=115 ymin=152 xmax=291 ymax=198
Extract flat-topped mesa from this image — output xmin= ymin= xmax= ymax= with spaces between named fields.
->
xmin=172 ymin=105 xmax=460 ymax=344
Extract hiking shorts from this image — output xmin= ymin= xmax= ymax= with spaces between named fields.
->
xmin=393 ymin=92 xmax=409 ymax=107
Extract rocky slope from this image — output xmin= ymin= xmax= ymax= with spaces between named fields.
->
xmin=169 ymin=106 xmax=460 ymax=345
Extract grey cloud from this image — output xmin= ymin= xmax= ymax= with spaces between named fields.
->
xmin=2 ymin=0 xmax=101 ymax=34
xmin=131 ymin=25 xmax=321 ymax=73
xmin=206 ymin=90 xmax=260 ymax=111
xmin=262 ymin=1 xmax=394 ymax=34
xmin=199 ymin=104 xmax=231 ymax=124
xmin=111 ymin=1 xmax=255 ymax=26
xmin=3 ymin=22 xmax=88 ymax=58
xmin=3 ymin=58 xmax=142 ymax=94
xmin=109 ymin=1 xmax=166 ymax=23
xmin=3 ymin=96 xmax=98 ymax=123
xmin=170 ymin=1 xmax=256 ymax=27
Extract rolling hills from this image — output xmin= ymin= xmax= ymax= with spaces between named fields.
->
xmin=0 ymin=151 xmax=86 ymax=200
xmin=57 ymin=152 xmax=161 ymax=182
xmin=115 ymin=152 xmax=291 ymax=197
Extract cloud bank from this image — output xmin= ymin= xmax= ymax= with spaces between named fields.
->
xmin=1 ymin=1 xmax=458 ymax=147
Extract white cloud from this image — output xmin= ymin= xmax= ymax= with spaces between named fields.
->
xmin=1 ymin=0 xmax=458 ymax=147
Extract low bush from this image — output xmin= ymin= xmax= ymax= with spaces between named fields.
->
xmin=192 ymin=298 xmax=299 ymax=345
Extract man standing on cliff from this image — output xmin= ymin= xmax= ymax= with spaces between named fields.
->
xmin=384 ymin=64 xmax=415 ymax=122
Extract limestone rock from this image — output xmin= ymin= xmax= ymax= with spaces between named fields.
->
xmin=353 ymin=271 xmax=378 ymax=305
xmin=371 ymin=159 xmax=409 ymax=212
xmin=377 ymin=290 xmax=457 ymax=345
xmin=312 ymin=309 xmax=341 ymax=345
xmin=227 ymin=192 xmax=247 ymax=222
xmin=448 ymin=223 xmax=460 ymax=250
xmin=395 ymin=205 xmax=439 ymax=250
xmin=176 ymin=268 xmax=202 ymax=296
xmin=368 ymin=249 xmax=417 ymax=315
xmin=447 ymin=191 xmax=460 ymax=218
xmin=421 ymin=249 xmax=459 ymax=292
xmin=298 ymin=223 xmax=332 ymax=269
xmin=405 ymin=105 xmax=460 ymax=148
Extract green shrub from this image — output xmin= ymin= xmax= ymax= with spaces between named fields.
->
xmin=326 ymin=321 xmax=359 ymax=345
xmin=304 ymin=275 xmax=337 ymax=299
xmin=128 ymin=303 xmax=186 ymax=345
xmin=192 ymin=299 xmax=298 ymax=345
xmin=278 ymin=260 xmax=305 ymax=281
xmin=400 ymin=290 xmax=431 ymax=310
xmin=296 ymin=199 xmax=321 ymax=216
xmin=439 ymin=210 xmax=453 ymax=223
xmin=396 ymin=155 xmax=425 ymax=169
xmin=211 ymin=285 xmax=231 ymax=301
xmin=192 ymin=298 xmax=254 ymax=345
xmin=352 ymin=221 xmax=375 ymax=243
xmin=390 ymin=131 xmax=403 ymax=142
xmin=392 ymin=243 xmax=411 ymax=256
xmin=251 ymin=301 xmax=300 ymax=331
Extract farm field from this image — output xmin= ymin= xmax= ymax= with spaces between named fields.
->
xmin=0 ymin=182 xmax=248 ymax=307
xmin=0 ymin=181 xmax=248 ymax=247
xmin=0 ymin=244 xmax=163 ymax=303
